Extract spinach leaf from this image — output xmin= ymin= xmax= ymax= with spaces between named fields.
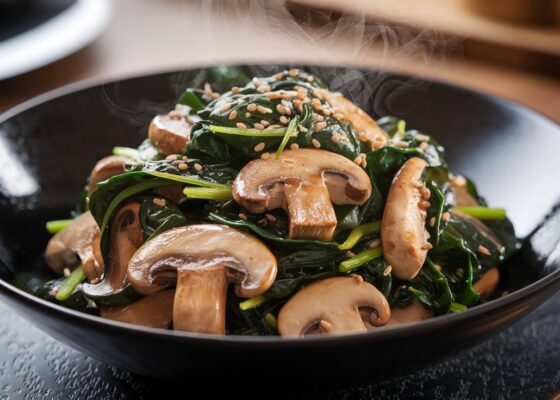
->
xmin=139 ymin=196 xmax=188 ymax=241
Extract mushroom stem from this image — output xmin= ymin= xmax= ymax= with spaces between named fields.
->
xmin=173 ymin=267 xmax=228 ymax=334
xmin=283 ymin=176 xmax=337 ymax=241
xmin=101 ymin=290 xmax=175 ymax=329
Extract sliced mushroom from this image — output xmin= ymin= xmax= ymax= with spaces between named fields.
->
xmin=473 ymin=268 xmax=500 ymax=300
xmin=450 ymin=176 xmax=478 ymax=206
xmin=127 ymin=224 xmax=277 ymax=334
xmin=277 ymin=275 xmax=390 ymax=336
xmin=45 ymin=211 xmax=104 ymax=281
xmin=232 ymin=149 xmax=372 ymax=242
xmin=317 ymin=89 xmax=388 ymax=150
xmin=88 ymin=155 xmax=127 ymax=195
xmin=384 ymin=299 xmax=433 ymax=327
xmin=82 ymin=202 xmax=144 ymax=298
xmin=381 ymin=157 xmax=431 ymax=280
xmin=148 ymin=113 xmax=191 ymax=156
xmin=100 ymin=290 xmax=175 ymax=329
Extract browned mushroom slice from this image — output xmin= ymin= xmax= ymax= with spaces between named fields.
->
xmin=381 ymin=157 xmax=431 ymax=280
xmin=100 ymin=290 xmax=175 ymax=329
xmin=148 ymin=113 xmax=191 ymax=156
xmin=82 ymin=202 xmax=143 ymax=298
xmin=473 ymin=268 xmax=500 ymax=300
xmin=88 ymin=155 xmax=127 ymax=195
xmin=317 ymin=89 xmax=388 ymax=150
xmin=450 ymin=176 xmax=479 ymax=206
xmin=127 ymin=224 xmax=277 ymax=334
xmin=232 ymin=149 xmax=372 ymax=242
xmin=384 ymin=299 xmax=433 ymax=327
xmin=45 ymin=211 xmax=104 ymax=281
xmin=277 ymin=275 xmax=390 ymax=336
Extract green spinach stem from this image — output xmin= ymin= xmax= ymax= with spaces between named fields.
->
xmin=339 ymin=247 xmax=383 ymax=273
xmin=338 ymin=221 xmax=381 ymax=250
xmin=454 ymin=206 xmax=506 ymax=220
xmin=55 ymin=266 xmax=86 ymax=301
xmin=45 ymin=219 xmax=73 ymax=234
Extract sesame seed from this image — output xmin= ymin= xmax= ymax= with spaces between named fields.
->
xmin=265 ymin=213 xmax=276 ymax=222
xmin=260 ymin=120 xmax=270 ymax=127
xmin=442 ymin=211 xmax=451 ymax=222
xmin=219 ymin=103 xmax=232 ymax=113
xmin=311 ymin=98 xmax=322 ymax=108
xmin=457 ymin=268 xmax=465 ymax=278
xmin=261 ymin=152 xmax=270 ymax=160
xmin=254 ymin=142 xmax=265 ymax=152
xmin=238 ymin=213 xmax=248 ymax=220
xmin=453 ymin=176 xmax=467 ymax=186
xmin=288 ymin=68 xmax=300 ymax=77
xmin=231 ymin=86 xmax=240 ymax=94
xmin=312 ymin=113 xmax=324 ymax=122
xmin=420 ymin=142 xmax=429 ymax=150
xmin=247 ymin=104 xmax=257 ymax=112
xmin=166 ymin=154 xmax=178 ymax=161
xmin=228 ymin=110 xmax=238 ymax=120
xmin=331 ymin=134 xmax=342 ymax=143
xmin=236 ymin=122 xmax=247 ymax=129
xmin=369 ymin=239 xmax=381 ymax=248
xmin=415 ymin=133 xmax=430 ymax=142
xmin=429 ymin=216 xmax=436 ymax=227
xmin=311 ymin=139 xmax=321 ymax=148
xmin=257 ymin=86 xmax=271 ymax=93
xmin=314 ymin=121 xmax=327 ymax=131
xmin=290 ymin=143 xmax=299 ymax=150
xmin=322 ymin=107 xmax=332 ymax=116
xmin=394 ymin=141 xmax=409 ymax=148
xmin=153 ymin=197 xmax=167 ymax=206
xmin=298 ymin=124 xmax=308 ymax=133
xmin=293 ymin=99 xmax=303 ymax=113
xmin=245 ymin=112 xmax=251 ymax=118
xmin=478 ymin=245 xmax=491 ymax=256
xmin=257 ymin=105 xmax=273 ymax=114
xmin=194 ymin=163 xmax=203 ymax=171
xmin=274 ymin=72 xmax=285 ymax=80
xmin=178 ymin=163 xmax=188 ymax=171
xmin=281 ymin=100 xmax=291 ymax=107
xmin=345 ymin=251 xmax=355 ymax=258
xmin=63 ymin=268 xmax=71 ymax=277
xmin=172 ymin=160 xmax=182 ymax=166
xmin=259 ymin=218 xmax=268 ymax=226
xmin=383 ymin=265 xmax=392 ymax=276
xmin=279 ymin=116 xmax=289 ymax=125
xmin=307 ymin=75 xmax=314 ymax=82
xmin=254 ymin=123 xmax=265 ymax=130
xmin=421 ymin=242 xmax=433 ymax=250
xmin=268 ymin=124 xmax=282 ymax=129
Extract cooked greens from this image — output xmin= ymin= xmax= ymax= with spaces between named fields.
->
xmin=37 ymin=66 xmax=518 ymax=336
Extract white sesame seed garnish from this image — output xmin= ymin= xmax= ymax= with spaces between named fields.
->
xmin=281 ymin=100 xmax=291 ymax=107
xmin=228 ymin=110 xmax=238 ymax=120
xmin=292 ymin=99 xmax=303 ymax=113
xmin=257 ymin=105 xmax=273 ymax=114
xmin=63 ymin=268 xmax=71 ymax=277
xmin=166 ymin=154 xmax=178 ymax=161
xmin=457 ymin=268 xmax=465 ymax=278
xmin=257 ymin=86 xmax=271 ymax=93
xmin=194 ymin=163 xmax=203 ymax=172
xmin=265 ymin=213 xmax=276 ymax=222
xmin=153 ymin=197 xmax=167 ymax=206
xmin=307 ymin=75 xmax=314 ymax=82
xmin=311 ymin=139 xmax=321 ymax=148
xmin=279 ymin=116 xmax=289 ymax=125
xmin=260 ymin=152 xmax=270 ymax=160
xmin=453 ymin=176 xmax=467 ymax=186
xmin=220 ymin=103 xmax=232 ymax=112
xmin=442 ymin=212 xmax=451 ymax=222
xmin=259 ymin=218 xmax=268 ymax=226
xmin=331 ymin=134 xmax=342 ymax=143
xmin=420 ymin=142 xmax=429 ymax=151
xmin=298 ymin=124 xmax=308 ymax=133
xmin=394 ymin=141 xmax=409 ymax=148
xmin=288 ymin=68 xmax=300 ymax=77
xmin=345 ymin=251 xmax=355 ymax=258
xmin=429 ymin=216 xmax=436 ymax=227
xmin=238 ymin=213 xmax=248 ymax=220
xmin=245 ymin=112 xmax=251 ymax=118
xmin=383 ymin=265 xmax=392 ymax=276
xmin=231 ymin=86 xmax=240 ymax=94
xmin=260 ymin=120 xmax=270 ymax=127
xmin=415 ymin=134 xmax=430 ymax=142
xmin=247 ymin=104 xmax=257 ymax=112
xmin=236 ymin=122 xmax=247 ymax=129
xmin=314 ymin=121 xmax=327 ymax=131
xmin=274 ymin=72 xmax=285 ymax=80
xmin=290 ymin=143 xmax=299 ymax=150
xmin=254 ymin=142 xmax=265 ymax=152
xmin=478 ymin=245 xmax=491 ymax=256
xmin=254 ymin=123 xmax=265 ymax=130
xmin=369 ymin=239 xmax=381 ymax=248
xmin=178 ymin=163 xmax=189 ymax=171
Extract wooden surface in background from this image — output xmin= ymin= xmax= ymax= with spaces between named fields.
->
xmin=0 ymin=0 xmax=559 ymax=122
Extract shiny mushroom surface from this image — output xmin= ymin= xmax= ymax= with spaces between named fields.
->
xmin=232 ymin=148 xmax=372 ymax=242
xmin=384 ymin=299 xmax=434 ymax=327
xmin=381 ymin=157 xmax=431 ymax=280
xmin=148 ymin=112 xmax=191 ymax=156
xmin=473 ymin=268 xmax=500 ymax=300
xmin=44 ymin=211 xmax=103 ymax=281
xmin=127 ymin=224 xmax=277 ymax=334
xmin=277 ymin=275 xmax=390 ymax=336
xmin=82 ymin=202 xmax=144 ymax=298
xmin=87 ymin=155 xmax=127 ymax=195
xmin=101 ymin=290 xmax=175 ymax=329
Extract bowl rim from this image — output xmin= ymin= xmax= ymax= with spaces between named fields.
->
xmin=1 ymin=64 xmax=559 ymax=347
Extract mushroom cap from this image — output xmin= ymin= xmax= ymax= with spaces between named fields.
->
xmin=127 ymin=224 xmax=277 ymax=297
xmin=384 ymin=299 xmax=433 ymax=327
xmin=381 ymin=157 xmax=430 ymax=280
xmin=148 ymin=113 xmax=191 ymax=156
xmin=44 ymin=211 xmax=104 ymax=281
xmin=88 ymin=155 xmax=127 ymax=195
xmin=278 ymin=275 xmax=390 ymax=336
xmin=232 ymin=148 xmax=372 ymax=214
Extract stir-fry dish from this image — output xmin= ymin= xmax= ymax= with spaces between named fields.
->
xmin=29 ymin=67 xmax=518 ymax=336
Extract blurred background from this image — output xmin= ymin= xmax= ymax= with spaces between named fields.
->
xmin=0 ymin=0 xmax=559 ymax=121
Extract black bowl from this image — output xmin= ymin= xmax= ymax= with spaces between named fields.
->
xmin=1 ymin=65 xmax=559 ymax=388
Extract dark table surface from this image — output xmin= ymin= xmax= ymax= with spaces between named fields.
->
xmin=1 ymin=292 xmax=559 ymax=400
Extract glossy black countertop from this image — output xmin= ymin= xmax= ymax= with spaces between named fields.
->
xmin=1 ymin=292 xmax=558 ymax=400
